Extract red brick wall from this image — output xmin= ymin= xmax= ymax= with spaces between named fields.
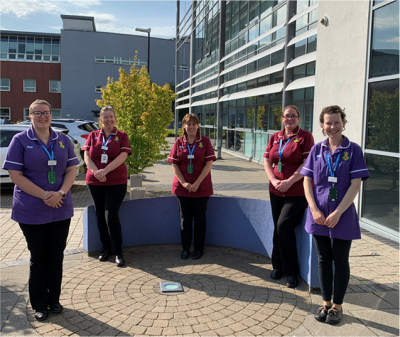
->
xmin=1 ymin=61 xmax=61 ymax=122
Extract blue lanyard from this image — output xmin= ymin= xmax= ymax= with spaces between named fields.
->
xmin=278 ymin=136 xmax=293 ymax=160
xmin=41 ymin=144 xmax=54 ymax=167
xmin=102 ymin=135 xmax=113 ymax=149
xmin=326 ymin=151 xmax=341 ymax=177
xmin=187 ymin=143 xmax=196 ymax=162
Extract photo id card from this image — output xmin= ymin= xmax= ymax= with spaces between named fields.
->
xmin=101 ymin=146 xmax=108 ymax=151
xmin=48 ymin=160 xmax=57 ymax=166
xmin=187 ymin=164 xmax=193 ymax=174
xmin=101 ymin=154 xmax=108 ymax=163
xmin=328 ymin=187 xmax=338 ymax=202
xmin=187 ymin=155 xmax=194 ymax=159
xmin=48 ymin=170 xmax=56 ymax=184
xmin=328 ymin=176 xmax=338 ymax=183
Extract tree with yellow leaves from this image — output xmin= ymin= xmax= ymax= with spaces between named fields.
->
xmin=96 ymin=66 xmax=176 ymax=174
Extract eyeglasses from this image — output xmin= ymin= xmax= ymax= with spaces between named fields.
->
xmin=31 ymin=111 xmax=51 ymax=117
xmin=282 ymin=115 xmax=299 ymax=119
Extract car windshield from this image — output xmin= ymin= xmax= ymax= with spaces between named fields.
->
xmin=78 ymin=123 xmax=98 ymax=132
xmin=0 ymin=130 xmax=19 ymax=147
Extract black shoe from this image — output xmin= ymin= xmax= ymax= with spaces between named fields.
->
xmin=181 ymin=250 xmax=190 ymax=260
xmin=314 ymin=305 xmax=331 ymax=322
xmin=115 ymin=255 xmax=125 ymax=267
xmin=326 ymin=307 xmax=342 ymax=325
xmin=34 ymin=310 xmax=48 ymax=321
xmin=191 ymin=250 xmax=204 ymax=260
xmin=286 ymin=275 xmax=298 ymax=288
xmin=270 ymin=269 xmax=282 ymax=280
xmin=48 ymin=303 xmax=63 ymax=314
xmin=99 ymin=250 xmax=111 ymax=261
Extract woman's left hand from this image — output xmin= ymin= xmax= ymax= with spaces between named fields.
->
xmin=94 ymin=169 xmax=107 ymax=180
xmin=325 ymin=210 xmax=342 ymax=228
xmin=276 ymin=179 xmax=293 ymax=193
xmin=190 ymin=181 xmax=200 ymax=193
xmin=43 ymin=191 xmax=63 ymax=208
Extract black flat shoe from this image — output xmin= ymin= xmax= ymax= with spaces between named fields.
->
xmin=48 ymin=303 xmax=63 ymax=314
xmin=99 ymin=250 xmax=111 ymax=261
xmin=191 ymin=250 xmax=203 ymax=260
xmin=35 ymin=310 xmax=48 ymax=321
xmin=115 ymin=255 xmax=125 ymax=267
xmin=181 ymin=250 xmax=190 ymax=260
xmin=314 ymin=305 xmax=331 ymax=322
xmin=270 ymin=269 xmax=282 ymax=280
xmin=326 ymin=307 xmax=342 ymax=324
xmin=286 ymin=275 xmax=298 ymax=288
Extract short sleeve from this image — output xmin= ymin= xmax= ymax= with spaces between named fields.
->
xmin=2 ymin=134 xmax=24 ymax=172
xmin=300 ymin=145 xmax=316 ymax=179
xmin=204 ymin=138 xmax=216 ymax=162
xmin=263 ymin=134 xmax=275 ymax=159
xmin=120 ymin=132 xmax=132 ymax=155
xmin=302 ymin=132 xmax=315 ymax=160
xmin=167 ymin=139 xmax=180 ymax=164
xmin=66 ymin=136 xmax=80 ymax=167
xmin=82 ymin=132 xmax=92 ymax=151
xmin=349 ymin=144 xmax=369 ymax=181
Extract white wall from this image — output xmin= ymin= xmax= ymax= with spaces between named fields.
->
xmin=313 ymin=1 xmax=370 ymax=145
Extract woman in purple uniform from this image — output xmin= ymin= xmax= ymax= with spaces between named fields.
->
xmin=300 ymin=105 xmax=369 ymax=325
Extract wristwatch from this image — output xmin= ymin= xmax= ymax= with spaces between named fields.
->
xmin=59 ymin=190 xmax=66 ymax=199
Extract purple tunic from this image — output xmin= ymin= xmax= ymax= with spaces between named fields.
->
xmin=2 ymin=126 xmax=79 ymax=225
xmin=300 ymin=137 xmax=369 ymax=240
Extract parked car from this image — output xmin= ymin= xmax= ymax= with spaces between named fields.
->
xmin=0 ymin=125 xmax=85 ymax=187
xmin=18 ymin=119 xmax=99 ymax=149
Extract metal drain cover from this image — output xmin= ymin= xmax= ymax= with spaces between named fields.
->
xmin=160 ymin=282 xmax=183 ymax=293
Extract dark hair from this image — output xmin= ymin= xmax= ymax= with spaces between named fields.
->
xmin=319 ymin=105 xmax=347 ymax=136
xmin=282 ymin=105 xmax=300 ymax=119
xmin=29 ymin=99 xmax=52 ymax=114
xmin=182 ymin=113 xmax=201 ymax=138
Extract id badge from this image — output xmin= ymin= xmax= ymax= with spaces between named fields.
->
xmin=278 ymin=161 xmax=282 ymax=173
xmin=48 ymin=170 xmax=56 ymax=184
xmin=328 ymin=187 xmax=338 ymax=202
xmin=187 ymin=155 xmax=194 ymax=159
xmin=101 ymin=146 xmax=108 ymax=151
xmin=328 ymin=176 xmax=338 ymax=183
xmin=101 ymin=154 xmax=108 ymax=163
xmin=188 ymin=164 xmax=193 ymax=174
xmin=48 ymin=160 xmax=57 ymax=166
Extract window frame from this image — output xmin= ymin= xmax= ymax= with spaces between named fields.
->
xmin=49 ymin=80 xmax=61 ymax=93
xmin=23 ymin=78 xmax=36 ymax=92
xmin=0 ymin=78 xmax=10 ymax=91
xmin=0 ymin=107 xmax=11 ymax=119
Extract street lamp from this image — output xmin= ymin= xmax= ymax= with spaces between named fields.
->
xmin=135 ymin=27 xmax=151 ymax=77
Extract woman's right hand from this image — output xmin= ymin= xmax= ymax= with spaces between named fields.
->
xmin=182 ymin=182 xmax=192 ymax=192
xmin=43 ymin=191 xmax=64 ymax=208
xmin=311 ymin=207 xmax=326 ymax=225
xmin=271 ymin=178 xmax=281 ymax=189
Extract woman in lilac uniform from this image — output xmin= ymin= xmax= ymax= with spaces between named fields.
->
xmin=2 ymin=99 xmax=79 ymax=321
xmin=300 ymin=105 xmax=369 ymax=325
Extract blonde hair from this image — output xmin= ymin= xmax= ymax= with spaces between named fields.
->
xmin=99 ymin=106 xmax=117 ymax=128
xmin=29 ymin=99 xmax=52 ymax=114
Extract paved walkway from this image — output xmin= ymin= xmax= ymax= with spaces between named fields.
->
xmin=1 ymin=138 xmax=399 ymax=336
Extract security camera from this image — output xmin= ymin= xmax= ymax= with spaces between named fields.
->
xmin=320 ymin=16 xmax=328 ymax=26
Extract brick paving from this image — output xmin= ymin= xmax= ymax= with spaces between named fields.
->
xmin=1 ymin=138 xmax=399 ymax=336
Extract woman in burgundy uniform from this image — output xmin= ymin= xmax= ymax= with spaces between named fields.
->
xmin=167 ymin=113 xmax=216 ymax=260
xmin=264 ymin=105 xmax=314 ymax=288
xmin=82 ymin=106 xmax=132 ymax=267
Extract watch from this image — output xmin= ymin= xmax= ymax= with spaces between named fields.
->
xmin=59 ymin=190 xmax=66 ymax=199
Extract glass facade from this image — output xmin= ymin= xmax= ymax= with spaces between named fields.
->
xmin=0 ymin=35 xmax=61 ymax=62
xmin=361 ymin=0 xmax=399 ymax=237
xmin=176 ymin=0 xmax=317 ymax=162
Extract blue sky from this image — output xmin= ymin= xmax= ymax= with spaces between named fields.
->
xmin=0 ymin=0 xmax=191 ymax=39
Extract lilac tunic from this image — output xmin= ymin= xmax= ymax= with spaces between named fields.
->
xmin=300 ymin=137 xmax=369 ymax=240
xmin=2 ymin=126 xmax=79 ymax=225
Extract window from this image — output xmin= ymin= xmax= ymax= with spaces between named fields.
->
xmin=23 ymin=79 xmax=36 ymax=92
xmin=1 ymin=78 xmax=10 ymax=91
xmin=52 ymin=109 xmax=61 ymax=119
xmin=0 ymin=108 xmax=11 ymax=119
xmin=49 ymin=80 xmax=61 ymax=93
xmin=95 ymin=85 xmax=104 ymax=93
xmin=24 ymin=108 xmax=29 ymax=120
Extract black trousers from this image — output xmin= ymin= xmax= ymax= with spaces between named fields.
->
xmin=87 ymin=184 xmax=127 ymax=255
xmin=269 ymin=193 xmax=308 ymax=276
xmin=176 ymin=196 xmax=209 ymax=252
xmin=313 ymin=235 xmax=352 ymax=305
xmin=19 ymin=219 xmax=70 ymax=311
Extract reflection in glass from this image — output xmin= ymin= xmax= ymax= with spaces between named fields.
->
xmin=366 ymin=79 xmax=399 ymax=153
xmin=246 ymin=108 xmax=255 ymax=128
xmin=269 ymin=105 xmax=282 ymax=130
xmin=370 ymin=1 xmax=399 ymax=78
xmin=236 ymin=109 xmax=245 ymax=127
xmin=256 ymin=105 xmax=268 ymax=131
xmin=255 ymin=133 xmax=269 ymax=160
xmin=362 ymin=153 xmax=399 ymax=232
xmin=244 ymin=132 xmax=254 ymax=157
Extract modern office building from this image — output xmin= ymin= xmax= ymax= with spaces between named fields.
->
xmin=0 ymin=31 xmax=62 ymax=121
xmin=174 ymin=0 xmax=399 ymax=241
xmin=0 ymin=15 xmax=190 ymax=122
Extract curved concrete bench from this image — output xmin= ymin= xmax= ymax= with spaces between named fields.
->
xmin=83 ymin=196 xmax=319 ymax=288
